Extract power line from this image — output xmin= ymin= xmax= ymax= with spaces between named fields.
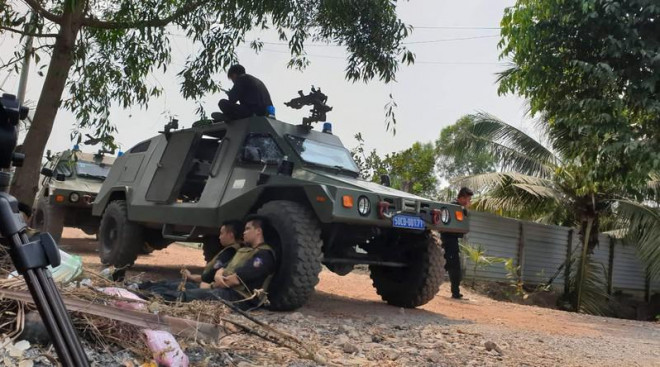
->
xmin=402 ymin=34 xmax=499 ymax=44
xmin=411 ymin=25 xmax=501 ymax=30
xmin=170 ymin=33 xmax=500 ymax=47
xmin=256 ymin=34 xmax=500 ymax=47
xmin=243 ymin=47 xmax=506 ymax=66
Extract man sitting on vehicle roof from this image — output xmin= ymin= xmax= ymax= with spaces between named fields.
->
xmin=215 ymin=64 xmax=273 ymax=122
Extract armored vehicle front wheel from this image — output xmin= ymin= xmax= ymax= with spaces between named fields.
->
xmin=369 ymin=231 xmax=445 ymax=308
xmin=99 ymin=200 xmax=143 ymax=267
xmin=33 ymin=197 xmax=65 ymax=242
xmin=257 ymin=200 xmax=323 ymax=311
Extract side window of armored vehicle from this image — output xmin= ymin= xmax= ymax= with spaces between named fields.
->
xmin=241 ymin=134 xmax=284 ymax=163
xmin=177 ymin=132 xmax=225 ymax=203
xmin=129 ymin=140 xmax=150 ymax=153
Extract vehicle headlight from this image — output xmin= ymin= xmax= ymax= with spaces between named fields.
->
xmin=440 ymin=208 xmax=451 ymax=224
xmin=69 ymin=192 xmax=80 ymax=203
xmin=357 ymin=196 xmax=371 ymax=216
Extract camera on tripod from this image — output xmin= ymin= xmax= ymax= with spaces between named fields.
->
xmin=0 ymin=94 xmax=90 ymax=365
xmin=0 ymin=93 xmax=29 ymax=170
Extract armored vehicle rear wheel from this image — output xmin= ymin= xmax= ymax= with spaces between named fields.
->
xmin=202 ymin=236 xmax=222 ymax=262
xmin=257 ymin=200 xmax=323 ymax=311
xmin=369 ymin=231 xmax=445 ymax=308
xmin=99 ymin=200 xmax=143 ymax=267
xmin=33 ymin=197 xmax=65 ymax=243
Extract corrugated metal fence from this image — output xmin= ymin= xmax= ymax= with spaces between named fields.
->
xmin=462 ymin=212 xmax=659 ymax=298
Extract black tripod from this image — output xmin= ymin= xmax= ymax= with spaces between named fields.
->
xmin=0 ymin=94 xmax=89 ymax=366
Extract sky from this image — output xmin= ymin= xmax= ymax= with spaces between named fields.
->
xmin=1 ymin=0 xmax=533 ymax=158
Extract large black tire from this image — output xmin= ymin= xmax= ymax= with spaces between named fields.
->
xmin=257 ymin=200 xmax=323 ymax=311
xmin=369 ymin=231 xmax=445 ymax=308
xmin=33 ymin=197 xmax=65 ymax=243
xmin=202 ymin=235 xmax=222 ymax=262
xmin=98 ymin=200 xmax=143 ymax=267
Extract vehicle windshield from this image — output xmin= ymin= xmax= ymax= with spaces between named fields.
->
xmin=287 ymin=135 xmax=359 ymax=173
xmin=76 ymin=161 xmax=111 ymax=180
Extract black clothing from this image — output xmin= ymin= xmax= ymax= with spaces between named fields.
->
xmin=232 ymin=248 xmax=276 ymax=295
xmin=218 ymin=100 xmax=253 ymax=120
xmin=201 ymin=245 xmax=239 ymax=284
xmin=441 ymin=200 xmax=466 ymax=297
xmin=219 ymin=74 xmax=272 ymax=119
xmin=139 ymin=281 xmax=256 ymax=310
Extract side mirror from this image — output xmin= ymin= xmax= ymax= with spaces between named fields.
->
xmin=41 ymin=167 xmax=54 ymax=177
xmin=380 ymin=174 xmax=391 ymax=187
xmin=240 ymin=146 xmax=262 ymax=163
xmin=55 ymin=173 xmax=66 ymax=181
xmin=277 ymin=159 xmax=294 ymax=176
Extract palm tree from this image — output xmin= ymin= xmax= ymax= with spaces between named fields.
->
xmin=445 ymin=113 xmax=644 ymax=312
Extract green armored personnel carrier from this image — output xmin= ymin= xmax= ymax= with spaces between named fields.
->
xmin=34 ymin=149 xmax=116 ymax=242
xmin=92 ymin=93 xmax=469 ymax=311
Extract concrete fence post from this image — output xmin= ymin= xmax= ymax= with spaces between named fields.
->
xmin=564 ymin=229 xmax=574 ymax=295
xmin=607 ymin=236 xmax=615 ymax=295
xmin=517 ymin=222 xmax=526 ymax=281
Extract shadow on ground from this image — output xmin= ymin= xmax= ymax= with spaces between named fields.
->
xmin=299 ymin=290 xmax=471 ymax=327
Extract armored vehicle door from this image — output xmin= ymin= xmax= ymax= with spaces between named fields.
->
xmin=145 ymin=131 xmax=199 ymax=203
xmin=145 ymin=128 xmax=229 ymax=205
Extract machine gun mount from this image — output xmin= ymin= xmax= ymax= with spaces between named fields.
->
xmin=284 ymin=86 xmax=333 ymax=127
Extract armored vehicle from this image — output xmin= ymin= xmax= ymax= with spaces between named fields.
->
xmin=34 ymin=149 xmax=115 ymax=242
xmin=93 ymin=113 xmax=469 ymax=310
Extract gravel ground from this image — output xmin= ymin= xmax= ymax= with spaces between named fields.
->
xmin=2 ymin=228 xmax=657 ymax=366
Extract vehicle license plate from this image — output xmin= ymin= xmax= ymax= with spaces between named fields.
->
xmin=392 ymin=215 xmax=425 ymax=230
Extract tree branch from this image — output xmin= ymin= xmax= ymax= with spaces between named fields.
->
xmin=0 ymin=44 xmax=54 ymax=69
xmin=81 ymin=0 xmax=214 ymax=30
xmin=21 ymin=0 xmax=62 ymax=24
xmin=0 ymin=25 xmax=58 ymax=37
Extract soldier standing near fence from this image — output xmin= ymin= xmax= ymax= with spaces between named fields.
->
xmin=442 ymin=187 xmax=473 ymax=299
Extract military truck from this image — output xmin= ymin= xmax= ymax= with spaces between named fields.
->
xmin=92 ymin=112 xmax=469 ymax=311
xmin=33 ymin=149 xmax=116 ymax=242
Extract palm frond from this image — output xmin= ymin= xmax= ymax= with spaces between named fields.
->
xmin=511 ymin=183 xmax=564 ymax=199
xmin=565 ymin=252 xmax=612 ymax=316
xmin=452 ymin=172 xmax=552 ymax=191
xmin=615 ymin=200 xmax=660 ymax=279
xmin=648 ymin=173 xmax=660 ymax=199
xmin=447 ymin=113 xmax=559 ymax=178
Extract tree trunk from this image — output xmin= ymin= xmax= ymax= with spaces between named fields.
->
xmin=10 ymin=5 xmax=83 ymax=206
xmin=576 ymin=217 xmax=594 ymax=312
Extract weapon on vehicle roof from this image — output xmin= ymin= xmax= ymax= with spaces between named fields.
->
xmin=159 ymin=118 xmax=179 ymax=140
xmin=284 ymin=86 xmax=333 ymax=127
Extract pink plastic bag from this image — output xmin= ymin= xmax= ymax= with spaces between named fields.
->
xmin=98 ymin=287 xmax=147 ymax=311
xmin=142 ymin=329 xmax=189 ymax=367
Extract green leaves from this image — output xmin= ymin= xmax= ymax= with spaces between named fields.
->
xmin=3 ymin=0 xmax=413 ymax=162
xmin=350 ymin=134 xmax=439 ymax=198
xmin=499 ymin=0 xmax=660 ymax=188
xmin=436 ymin=115 xmax=497 ymax=178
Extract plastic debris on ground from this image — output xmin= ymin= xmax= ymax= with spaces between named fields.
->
xmin=7 ymin=249 xmax=82 ymax=285
xmin=142 ymin=329 xmax=189 ymax=367
xmin=98 ymin=287 xmax=148 ymax=311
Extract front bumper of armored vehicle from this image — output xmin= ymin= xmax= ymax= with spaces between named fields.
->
xmin=308 ymin=186 xmax=469 ymax=234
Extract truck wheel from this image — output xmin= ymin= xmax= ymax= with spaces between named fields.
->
xmin=98 ymin=200 xmax=143 ymax=267
xmin=257 ymin=200 xmax=323 ymax=311
xmin=33 ymin=197 xmax=65 ymax=243
xmin=202 ymin=236 xmax=222 ymax=262
xmin=369 ymin=231 xmax=445 ymax=308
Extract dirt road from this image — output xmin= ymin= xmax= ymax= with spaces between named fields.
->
xmin=60 ymin=228 xmax=660 ymax=366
